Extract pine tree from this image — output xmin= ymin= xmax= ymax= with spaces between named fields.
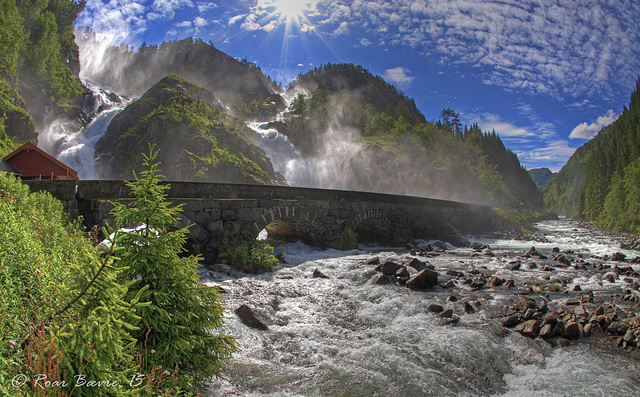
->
xmin=108 ymin=146 xmax=237 ymax=391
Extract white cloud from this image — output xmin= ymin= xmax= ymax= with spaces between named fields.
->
xmin=333 ymin=21 xmax=350 ymax=36
xmin=318 ymin=0 xmax=640 ymax=99
xmin=472 ymin=113 xmax=535 ymax=138
xmin=229 ymin=14 xmax=245 ymax=25
xmin=383 ymin=67 xmax=414 ymax=89
xmin=516 ymin=139 xmax=579 ymax=172
xmin=569 ymin=109 xmax=618 ymax=139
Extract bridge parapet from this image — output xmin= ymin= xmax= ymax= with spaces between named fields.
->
xmin=25 ymin=180 xmax=502 ymax=263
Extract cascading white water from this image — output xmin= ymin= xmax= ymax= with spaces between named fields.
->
xmin=39 ymin=81 xmax=128 ymax=179
xmin=203 ymin=219 xmax=640 ymax=396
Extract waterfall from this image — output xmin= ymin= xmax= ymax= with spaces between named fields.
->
xmin=39 ymin=81 xmax=128 ymax=180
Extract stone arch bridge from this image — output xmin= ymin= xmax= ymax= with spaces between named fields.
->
xmin=25 ymin=180 xmax=506 ymax=262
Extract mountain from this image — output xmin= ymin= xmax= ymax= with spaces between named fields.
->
xmin=528 ymin=168 xmax=553 ymax=188
xmin=266 ymin=63 xmax=543 ymax=208
xmin=75 ymin=33 xmax=286 ymax=120
xmin=543 ymin=79 xmax=640 ymax=233
xmin=95 ymin=75 xmax=283 ymax=185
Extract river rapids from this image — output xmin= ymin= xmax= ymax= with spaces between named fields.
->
xmin=202 ymin=219 xmax=640 ymax=396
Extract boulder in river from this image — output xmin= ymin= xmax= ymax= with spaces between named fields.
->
xmin=235 ymin=304 xmax=269 ymax=330
xmin=406 ymin=268 xmax=439 ymax=290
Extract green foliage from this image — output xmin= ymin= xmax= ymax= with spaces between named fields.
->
xmin=0 ymin=171 xmax=142 ymax=395
xmin=108 ymin=146 xmax=237 ymax=391
xmin=335 ymin=228 xmax=359 ymax=250
xmin=544 ymin=78 xmax=640 ymax=233
xmin=225 ymin=241 xmax=279 ymax=273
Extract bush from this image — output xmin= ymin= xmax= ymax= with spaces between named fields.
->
xmin=228 ymin=241 xmax=279 ymax=273
xmin=336 ymin=228 xmax=358 ymax=250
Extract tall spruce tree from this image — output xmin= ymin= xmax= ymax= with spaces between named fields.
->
xmin=108 ymin=146 xmax=237 ymax=391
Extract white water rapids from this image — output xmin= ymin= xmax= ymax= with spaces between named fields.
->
xmin=203 ymin=219 xmax=640 ymax=396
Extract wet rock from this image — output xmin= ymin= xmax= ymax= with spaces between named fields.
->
xmin=445 ymin=270 xmax=464 ymax=278
xmin=515 ymin=319 xmax=540 ymax=338
xmin=407 ymin=258 xmax=427 ymax=271
xmin=440 ymin=308 xmax=454 ymax=318
xmin=440 ymin=315 xmax=460 ymax=326
xmin=612 ymin=252 xmax=627 ymax=262
xmin=371 ymin=273 xmax=393 ymax=285
xmin=504 ymin=279 xmax=515 ymax=288
xmin=486 ymin=276 xmax=504 ymax=287
xmin=427 ymin=304 xmax=444 ymax=313
xmin=563 ymin=321 xmax=581 ymax=339
xmin=447 ymin=295 xmax=458 ymax=302
xmin=366 ymin=256 xmax=380 ymax=265
xmin=313 ymin=269 xmax=329 ymax=278
xmin=539 ymin=323 xmax=554 ymax=338
xmin=443 ymin=280 xmax=456 ymax=289
xmin=235 ymin=304 xmax=269 ymax=330
xmin=555 ymin=255 xmax=571 ymax=266
xmin=551 ymin=247 xmax=560 ymax=253
xmin=515 ymin=295 xmax=537 ymax=313
xmin=375 ymin=261 xmax=404 ymax=275
xmin=406 ymin=268 xmax=439 ymax=290
xmin=506 ymin=261 xmax=521 ymax=271
xmin=464 ymin=301 xmax=476 ymax=314
xmin=395 ymin=266 xmax=411 ymax=284
xmin=502 ymin=314 xmax=520 ymax=327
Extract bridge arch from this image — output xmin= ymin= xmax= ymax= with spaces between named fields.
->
xmin=350 ymin=209 xmax=394 ymax=245
xmin=251 ymin=205 xmax=326 ymax=245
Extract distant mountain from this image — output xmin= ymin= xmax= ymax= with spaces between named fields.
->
xmin=95 ymin=75 xmax=283 ymax=185
xmin=543 ymin=79 xmax=640 ymax=233
xmin=528 ymin=168 xmax=553 ymax=188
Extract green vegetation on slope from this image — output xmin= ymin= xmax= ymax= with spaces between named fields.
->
xmin=528 ymin=167 xmax=553 ymax=188
xmin=95 ymin=75 xmax=281 ymax=184
xmin=0 ymin=0 xmax=85 ymax=150
xmin=544 ymin=78 xmax=640 ymax=233
xmin=0 ymin=149 xmax=236 ymax=394
xmin=272 ymin=64 xmax=542 ymax=209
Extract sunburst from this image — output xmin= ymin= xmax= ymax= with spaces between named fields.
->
xmin=272 ymin=0 xmax=309 ymax=24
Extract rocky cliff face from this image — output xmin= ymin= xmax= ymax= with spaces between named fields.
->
xmin=95 ymin=75 xmax=283 ymax=185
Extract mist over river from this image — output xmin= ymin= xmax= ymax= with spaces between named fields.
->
xmin=202 ymin=219 xmax=640 ymax=396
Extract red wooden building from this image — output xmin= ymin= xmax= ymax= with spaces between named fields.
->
xmin=3 ymin=142 xmax=78 ymax=181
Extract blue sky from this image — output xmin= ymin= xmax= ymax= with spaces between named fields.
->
xmin=76 ymin=0 xmax=640 ymax=171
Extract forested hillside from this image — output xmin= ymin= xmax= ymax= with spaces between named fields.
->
xmin=544 ymin=79 xmax=640 ymax=233
xmin=0 ymin=0 xmax=86 ymax=156
xmin=528 ymin=168 xmax=553 ymax=188
xmin=270 ymin=63 xmax=542 ymax=208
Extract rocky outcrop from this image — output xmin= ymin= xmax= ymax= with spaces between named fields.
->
xmin=95 ymin=75 xmax=283 ymax=184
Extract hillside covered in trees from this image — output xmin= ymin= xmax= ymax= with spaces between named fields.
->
xmin=0 ymin=0 xmax=86 ymax=156
xmin=267 ymin=63 xmax=542 ymax=208
xmin=544 ymin=79 xmax=640 ymax=233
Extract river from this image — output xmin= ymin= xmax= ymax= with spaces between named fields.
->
xmin=203 ymin=218 xmax=640 ymax=396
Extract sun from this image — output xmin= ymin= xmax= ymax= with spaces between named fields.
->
xmin=272 ymin=0 xmax=309 ymax=23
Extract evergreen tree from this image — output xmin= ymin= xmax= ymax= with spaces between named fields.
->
xmin=108 ymin=146 xmax=237 ymax=391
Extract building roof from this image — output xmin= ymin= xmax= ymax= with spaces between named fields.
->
xmin=0 ymin=158 xmax=22 ymax=175
xmin=4 ymin=142 xmax=78 ymax=180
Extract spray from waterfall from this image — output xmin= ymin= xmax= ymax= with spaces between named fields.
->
xmin=39 ymin=81 xmax=128 ymax=179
